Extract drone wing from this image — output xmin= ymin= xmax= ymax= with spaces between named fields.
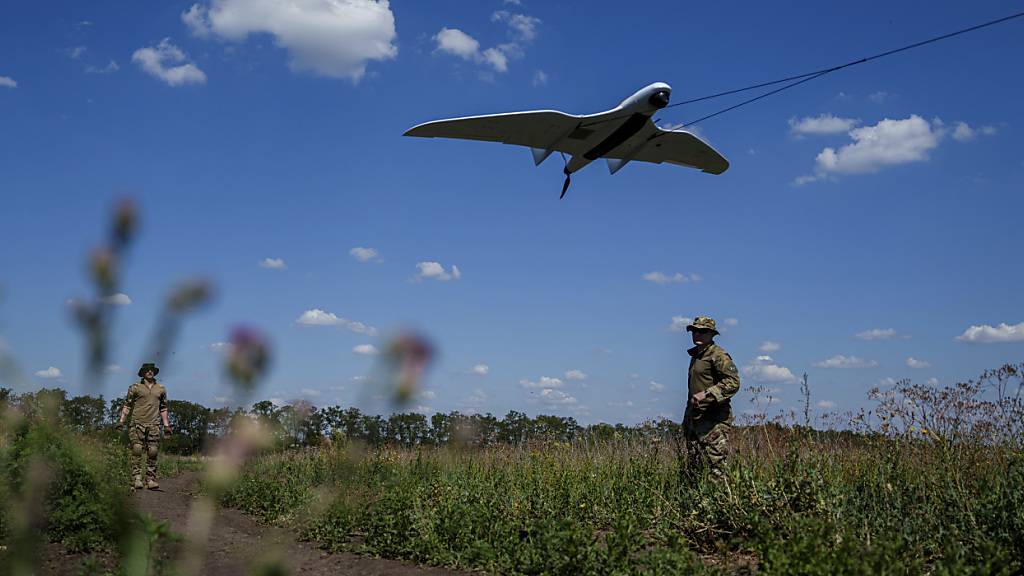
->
xmin=404 ymin=110 xmax=591 ymax=156
xmin=622 ymin=127 xmax=730 ymax=175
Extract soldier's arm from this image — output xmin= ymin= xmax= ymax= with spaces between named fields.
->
xmin=119 ymin=385 xmax=137 ymax=424
xmin=159 ymin=389 xmax=170 ymax=429
xmin=705 ymin=352 xmax=741 ymax=403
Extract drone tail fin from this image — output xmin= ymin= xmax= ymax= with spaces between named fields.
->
xmin=531 ymin=147 xmax=555 ymax=166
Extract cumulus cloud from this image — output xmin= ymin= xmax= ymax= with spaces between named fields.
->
xmin=813 ymin=355 xmax=878 ymax=369
xmin=520 ymin=376 xmax=563 ymax=389
xmin=789 ymin=113 xmax=858 ymax=136
xmin=0 ymin=76 xmax=17 ymax=88
xmin=906 ymin=357 xmax=931 ymax=369
xmin=925 ymin=377 xmax=939 ymax=386
xmin=668 ymin=316 xmax=693 ymax=332
xmin=955 ymin=321 xmax=1024 ymax=343
xmin=649 ymin=381 xmax=666 ymax=392
xmin=259 ymin=257 xmax=286 ymax=269
xmin=295 ymin=308 xmax=377 ymax=335
xmin=414 ymin=261 xmax=461 ymax=282
xmin=564 ymin=369 xmax=587 ymax=381
xmin=952 ymin=121 xmax=998 ymax=142
xmin=132 ymin=38 xmax=206 ymax=86
xmin=742 ymin=355 xmax=799 ymax=383
xmin=816 ymin=115 xmax=942 ymax=174
xmin=102 ymin=292 xmax=132 ymax=306
xmin=537 ymin=388 xmax=577 ymax=406
xmin=182 ymin=0 xmax=398 ymax=81
xmin=353 ymin=344 xmax=379 ymax=356
xmin=349 ymin=246 xmax=379 ymax=262
xmin=532 ymin=69 xmax=547 ymax=86
xmin=817 ymin=400 xmax=836 ymax=409
xmin=642 ymin=271 xmax=702 ymax=285
xmin=471 ymin=363 xmax=490 ymax=375
xmin=759 ymin=341 xmax=781 ymax=353
xmin=35 ymin=367 xmax=62 ymax=379
xmin=66 ymin=46 xmax=87 ymax=60
xmin=433 ymin=9 xmax=540 ymax=75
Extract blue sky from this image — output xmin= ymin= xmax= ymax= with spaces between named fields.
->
xmin=1 ymin=0 xmax=1022 ymax=425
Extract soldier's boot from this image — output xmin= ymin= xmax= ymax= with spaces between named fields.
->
xmin=146 ymin=479 xmax=160 ymax=490
xmin=145 ymin=443 xmax=159 ymax=490
xmin=133 ymin=477 xmax=144 ymax=490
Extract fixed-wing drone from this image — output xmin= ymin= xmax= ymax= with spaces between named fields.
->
xmin=403 ymin=82 xmax=728 ymax=198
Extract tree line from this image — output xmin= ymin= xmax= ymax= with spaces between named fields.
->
xmin=0 ymin=387 xmax=685 ymax=454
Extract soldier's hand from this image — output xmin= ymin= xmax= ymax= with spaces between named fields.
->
xmin=690 ymin=391 xmax=709 ymax=409
xmin=164 ymin=426 xmax=173 ymax=437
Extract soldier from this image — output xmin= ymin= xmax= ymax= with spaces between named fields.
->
xmin=116 ymin=362 xmax=172 ymax=489
xmin=683 ymin=316 xmax=740 ymax=475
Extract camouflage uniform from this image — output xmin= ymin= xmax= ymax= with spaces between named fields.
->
xmin=683 ymin=317 xmax=741 ymax=474
xmin=124 ymin=379 xmax=167 ymax=483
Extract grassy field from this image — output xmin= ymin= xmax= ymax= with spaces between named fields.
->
xmin=220 ymin=429 xmax=1023 ymax=575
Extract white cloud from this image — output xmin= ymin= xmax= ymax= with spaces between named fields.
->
xmin=207 ymin=341 xmax=230 ymax=353
xmin=649 ymin=381 xmax=666 ymax=392
xmin=813 ymin=355 xmax=878 ymax=369
xmin=925 ymin=377 xmax=939 ymax=386
xmin=433 ymin=10 xmax=540 ymax=75
xmin=419 ymin=390 xmax=436 ymax=400
xmin=295 ymin=308 xmax=377 ymax=335
xmin=349 ymin=246 xmax=379 ymax=262
xmin=102 ymin=292 xmax=132 ymax=306
xmin=520 ymin=376 xmax=563 ymax=389
xmin=855 ymin=328 xmax=904 ymax=341
xmin=643 ymin=271 xmax=701 ymax=285
xmin=723 ymin=318 xmax=739 ymax=328
xmin=564 ymin=369 xmax=587 ymax=381
xmin=0 ymin=76 xmax=18 ymax=88
xmin=459 ymin=388 xmax=487 ymax=412
xmin=955 ymin=321 xmax=1024 ymax=343
xmin=35 ymin=366 xmax=62 ymax=379
xmin=668 ymin=316 xmax=693 ymax=332
xmin=878 ymin=377 xmax=898 ymax=387
xmin=300 ymin=387 xmax=321 ymax=397
xmin=66 ymin=46 xmax=87 ymax=60
xmin=951 ymin=121 xmax=997 ymax=142
xmin=132 ymin=39 xmax=206 ymax=86
xmin=182 ymin=0 xmax=397 ymax=81
xmin=868 ymin=91 xmax=889 ymax=103
xmin=817 ymin=400 xmax=836 ymax=409
xmin=906 ymin=357 xmax=931 ymax=369
xmin=471 ymin=363 xmax=490 ymax=375
xmin=85 ymin=60 xmax=120 ymax=75
xmin=742 ymin=355 xmax=799 ymax=383
xmin=104 ymin=364 xmax=123 ymax=374
xmin=353 ymin=344 xmax=379 ymax=356
xmin=414 ymin=261 xmax=460 ymax=282
xmin=213 ymin=395 xmax=231 ymax=404
xmin=532 ymin=69 xmax=547 ymax=86
xmin=259 ymin=257 xmax=286 ymax=269
xmin=537 ymin=388 xmax=577 ymax=406
xmin=814 ymin=115 xmax=943 ymax=175
xmin=789 ymin=113 xmax=858 ymax=135
xmin=759 ymin=341 xmax=781 ymax=353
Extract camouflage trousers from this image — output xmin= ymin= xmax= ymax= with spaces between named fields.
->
xmin=129 ymin=423 xmax=161 ymax=481
xmin=682 ymin=411 xmax=732 ymax=475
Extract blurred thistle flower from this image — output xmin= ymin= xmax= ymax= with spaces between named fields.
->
xmin=89 ymin=249 xmax=117 ymax=294
xmin=110 ymin=198 xmax=137 ymax=251
xmin=384 ymin=332 xmax=434 ymax=405
xmin=225 ymin=326 xmax=270 ymax=392
xmin=168 ymin=280 xmax=212 ymax=313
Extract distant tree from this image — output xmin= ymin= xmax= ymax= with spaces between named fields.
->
xmin=165 ymin=399 xmax=211 ymax=454
xmin=63 ymin=394 xmax=106 ymax=432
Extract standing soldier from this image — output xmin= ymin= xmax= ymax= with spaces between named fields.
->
xmin=117 ymin=362 xmax=172 ymax=489
xmin=683 ymin=317 xmax=740 ymax=476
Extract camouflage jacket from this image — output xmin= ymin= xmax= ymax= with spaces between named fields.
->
xmin=686 ymin=343 xmax=741 ymax=418
xmin=125 ymin=381 xmax=167 ymax=425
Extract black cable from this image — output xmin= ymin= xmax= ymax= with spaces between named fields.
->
xmin=581 ymin=10 xmax=1024 ymax=129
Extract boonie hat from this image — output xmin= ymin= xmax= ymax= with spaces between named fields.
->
xmin=138 ymin=362 xmax=160 ymax=377
xmin=686 ymin=316 xmax=719 ymax=335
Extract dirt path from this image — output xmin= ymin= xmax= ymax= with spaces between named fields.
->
xmin=125 ymin=471 xmax=467 ymax=575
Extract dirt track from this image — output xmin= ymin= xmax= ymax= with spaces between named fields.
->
xmin=42 ymin=471 xmax=468 ymax=576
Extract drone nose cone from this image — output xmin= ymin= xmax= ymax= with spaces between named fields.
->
xmin=649 ymin=90 xmax=670 ymax=109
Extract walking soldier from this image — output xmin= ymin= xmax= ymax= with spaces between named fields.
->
xmin=117 ymin=363 xmax=172 ymax=489
xmin=683 ymin=317 xmax=740 ymax=475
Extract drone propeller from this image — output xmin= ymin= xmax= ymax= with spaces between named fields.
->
xmin=559 ymin=153 xmax=571 ymax=199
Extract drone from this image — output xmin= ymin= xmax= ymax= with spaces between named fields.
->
xmin=404 ymin=82 xmax=728 ymax=198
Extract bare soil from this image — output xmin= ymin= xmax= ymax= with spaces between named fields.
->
xmin=41 ymin=471 xmax=471 ymax=576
